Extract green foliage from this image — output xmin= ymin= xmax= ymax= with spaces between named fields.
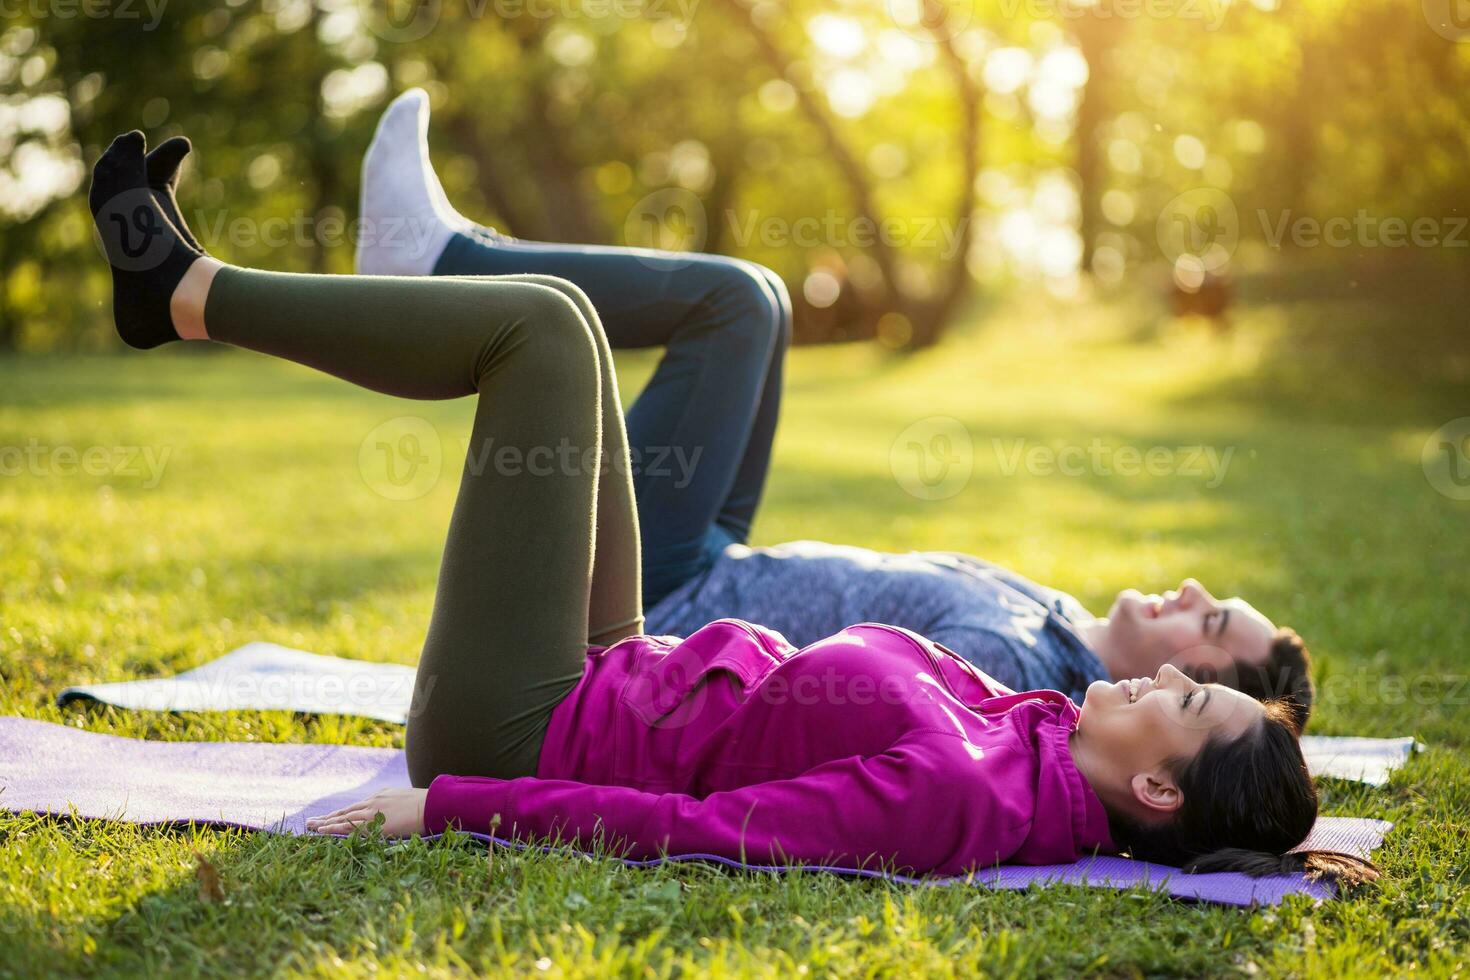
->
xmin=2 ymin=0 xmax=1467 ymax=348
xmin=1 ymin=277 xmax=1468 ymax=975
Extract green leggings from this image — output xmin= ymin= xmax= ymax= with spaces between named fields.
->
xmin=205 ymin=267 xmax=644 ymax=787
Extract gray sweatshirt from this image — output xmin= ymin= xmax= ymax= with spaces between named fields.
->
xmin=645 ymin=540 xmax=1109 ymax=704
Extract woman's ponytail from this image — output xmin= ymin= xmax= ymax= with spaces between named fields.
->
xmin=1183 ymin=848 xmax=1379 ymax=887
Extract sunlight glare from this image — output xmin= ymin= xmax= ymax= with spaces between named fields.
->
xmin=808 ymin=14 xmax=867 ymax=60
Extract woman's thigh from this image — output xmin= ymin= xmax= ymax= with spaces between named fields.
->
xmin=403 ymin=279 xmax=607 ymax=787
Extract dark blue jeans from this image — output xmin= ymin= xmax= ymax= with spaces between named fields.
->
xmin=434 ymin=230 xmax=791 ymax=607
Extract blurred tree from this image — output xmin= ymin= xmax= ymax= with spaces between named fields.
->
xmin=714 ymin=0 xmax=983 ymax=347
xmin=1068 ymin=4 xmax=1122 ymax=275
xmin=0 ymin=0 xmax=1466 ymax=350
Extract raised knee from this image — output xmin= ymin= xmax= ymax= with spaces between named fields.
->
xmin=709 ymin=262 xmax=785 ymax=359
xmin=506 ymin=284 xmax=598 ymax=375
xmin=515 ymin=275 xmax=594 ymax=317
xmin=754 ymin=264 xmax=793 ymax=353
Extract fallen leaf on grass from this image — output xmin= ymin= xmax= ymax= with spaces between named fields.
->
xmin=195 ymin=851 xmax=225 ymax=903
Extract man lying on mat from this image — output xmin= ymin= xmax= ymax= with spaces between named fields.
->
xmin=357 ymin=89 xmax=1314 ymax=731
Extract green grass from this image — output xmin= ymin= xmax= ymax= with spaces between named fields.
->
xmin=2 ymin=277 xmax=1468 ymax=976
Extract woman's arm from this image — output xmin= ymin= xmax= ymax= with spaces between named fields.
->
xmin=421 ymin=737 xmax=1025 ymax=875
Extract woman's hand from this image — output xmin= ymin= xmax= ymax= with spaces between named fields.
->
xmin=306 ymin=788 xmax=429 ymax=838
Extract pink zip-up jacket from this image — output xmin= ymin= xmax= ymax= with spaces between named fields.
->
xmin=424 ymin=620 xmax=1115 ymax=875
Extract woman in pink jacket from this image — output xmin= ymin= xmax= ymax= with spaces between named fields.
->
xmin=94 ymin=128 xmax=1341 ymax=880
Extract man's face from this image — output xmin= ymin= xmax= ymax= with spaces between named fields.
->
xmin=1103 ymin=578 xmax=1276 ymax=684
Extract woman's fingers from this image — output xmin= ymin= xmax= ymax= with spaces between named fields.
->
xmin=307 ymin=802 xmax=380 ymax=832
xmin=316 ymin=796 xmax=380 ymax=820
xmin=311 ymin=805 xmax=353 ymax=822
xmin=313 ymin=794 xmax=388 ymax=822
xmin=309 ymin=813 xmax=372 ymax=835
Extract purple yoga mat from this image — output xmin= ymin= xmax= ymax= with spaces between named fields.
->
xmin=0 ymin=717 xmax=1389 ymax=907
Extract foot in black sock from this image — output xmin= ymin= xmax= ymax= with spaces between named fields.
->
xmin=89 ymin=131 xmax=203 ymax=349
xmin=145 ymin=136 xmax=203 ymax=254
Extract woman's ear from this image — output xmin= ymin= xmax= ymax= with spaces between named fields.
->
xmin=1130 ymin=771 xmax=1182 ymax=816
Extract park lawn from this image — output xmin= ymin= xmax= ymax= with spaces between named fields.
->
xmin=1 ymin=274 xmax=1467 ymax=977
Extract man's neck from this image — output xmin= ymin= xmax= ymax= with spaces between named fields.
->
xmin=1075 ymin=618 xmax=1126 ymax=681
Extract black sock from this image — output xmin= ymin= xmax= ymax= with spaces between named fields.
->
xmin=89 ymin=131 xmax=203 ymax=350
xmin=145 ymin=136 xmax=203 ymax=254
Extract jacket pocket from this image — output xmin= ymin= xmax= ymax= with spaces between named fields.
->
xmin=619 ymin=619 xmax=774 ymax=728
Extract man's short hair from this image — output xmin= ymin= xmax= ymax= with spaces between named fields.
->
xmin=1185 ymin=627 xmax=1314 ymax=733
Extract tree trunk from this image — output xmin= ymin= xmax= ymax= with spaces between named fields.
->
xmin=305 ymin=5 xmax=337 ymax=273
xmin=701 ymin=134 xmax=746 ymax=255
xmin=520 ymin=76 xmax=608 ymax=245
xmin=908 ymin=0 xmax=983 ymax=347
xmin=1072 ymin=10 xmax=1123 ymax=275
xmin=446 ymin=111 xmax=549 ymax=240
xmin=716 ymin=0 xmax=983 ymax=349
xmin=713 ymin=0 xmax=901 ymax=287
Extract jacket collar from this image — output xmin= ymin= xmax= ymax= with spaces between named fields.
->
xmin=1043 ymin=695 xmax=1116 ymax=856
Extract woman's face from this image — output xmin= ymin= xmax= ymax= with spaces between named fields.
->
xmin=1076 ymin=663 xmax=1264 ymax=815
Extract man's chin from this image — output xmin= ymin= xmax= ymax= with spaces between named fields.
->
xmin=1107 ymin=590 xmax=1142 ymax=624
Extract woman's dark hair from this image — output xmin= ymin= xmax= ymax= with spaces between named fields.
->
xmin=1108 ymin=699 xmax=1379 ymax=886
